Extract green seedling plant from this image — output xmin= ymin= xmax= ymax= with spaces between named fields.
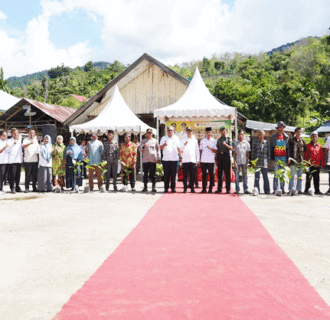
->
xmin=248 ymin=158 xmax=261 ymax=174
xmin=156 ymin=163 xmax=164 ymax=177
xmin=273 ymin=160 xmax=292 ymax=185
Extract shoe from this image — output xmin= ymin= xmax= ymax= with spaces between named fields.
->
xmin=106 ymin=187 xmax=109 ymax=191
xmin=24 ymin=189 xmax=29 ymax=193
xmin=33 ymin=188 xmax=38 ymax=193
xmin=282 ymin=191 xmax=286 ymax=195
xmin=244 ymin=190 xmax=251 ymax=194
xmin=201 ymin=189 xmax=206 ymax=194
xmin=215 ymin=190 xmax=222 ymax=194
xmin=191 ymin=189 xmax=195 ymax=193
xmin=226 ymin=190 xmax=230 ymax=194
xmin=142 ymin=187 xmax=148 ymax=192
xmin=16 ymin=187 xmax=22 ymax=192
xmin=235 ymin=191 xmax=239 ymax=194
xmin=208 ymin=189 xmax=213 ymax=194
xmin=113 ymin=186 xmax=118 ymax=192
xmin=325 ymin=188 xmax=330 ymax=195
xmin=152 ymin=187 xmax=157 ymax=193
xmin=183 ymin=189 xmax=187 ymax=193
xmin=164 ymin=189 xmax=169 ymax=193
xmin=298 ymin=191 xmax=304 ymax=195
xmin=171 ymin=189 xmax=176 ymax=193
xmin=315 ymin=191 xmax=323 ymax=195
xmin=131 ymin=188 xmax=136 ymax=192
xmin=303 ymin=191 xmax=308 ymax=195
xmin=11 ymin=189 xmax=16 ymax=194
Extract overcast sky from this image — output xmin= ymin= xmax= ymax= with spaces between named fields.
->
xmin=0 ymin=0 xmax=329 ymax=78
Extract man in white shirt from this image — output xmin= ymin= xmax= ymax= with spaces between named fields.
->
xmin=199 ymin=127 xmax=217 ymax=193
xmin=180 ymin=126 xmax=200 ymax=193
xmin=160 ymin=126 xmax=181 ymax=193
xmin=324 ymin=136 xmax=330 ymax=195
xmin=22 ymin=128 xmax=40 ymax=192
xmin=0 ymin=130 xmax=9 ymax=194
xmin=7 ymin=128 xmax=23 ymax=193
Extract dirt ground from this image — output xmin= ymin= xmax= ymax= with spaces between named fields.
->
xmin=0 ymin=172 xmax=329 ymax=319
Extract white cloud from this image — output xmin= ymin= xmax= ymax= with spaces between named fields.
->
xmin=1 ymin=0 xmax=330 ymax=78
xmin=0 ymin=10 xmax=7 ymax=20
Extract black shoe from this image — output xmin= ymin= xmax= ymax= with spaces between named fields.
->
xmin=325 ymin=188 xmax=330 ymax=195
xmin=152 ymin=186 xmax=157 ymax=192
xmin=244 ymin=190 xmax=251 ymax=194
xmin=183 ymin=189 xmax=187 ymax=193
xmin=191 ymin=189 xmax=195 ymax=193
xmin=24 ymin=189 xmax=29 ymax=193
xmin=16 ymin=187 xmax=22 ymax=192
xmin=33 ymin=188 xmax=38 ymax=193
xmin=201 ymin=189 xmax=206 ymax=194
xmin=113 ymin=186 xmax=118 ymax=192
xmin=208 ymin=189 xmax=213 ymax=194
xmin=171 ymin=189 xmax=176 ymax=193
xmin=11 ymin=189 xmax=16 ymax=194
xmin=142 ymin=187 xmax=148 ymax=192
xmin=315 ymin=191 xmax=323 ymax=195
xmin=215 ymin=190 xmax=222 ymax=194
xmin=226 ymin=190 xmax=230 ymax=194
xmin=298 ymin=191 xmax=304 ymax=195
xmin=303 ymin=191 xmax=308 ymax=195
xmin=164 ymin=189 xmax=169 ymax=193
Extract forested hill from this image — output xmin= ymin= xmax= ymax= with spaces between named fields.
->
xmin=2 ymin=36 xmax=330 ymax=131
xmin=6 ymin=61 xmax=111 ymax=89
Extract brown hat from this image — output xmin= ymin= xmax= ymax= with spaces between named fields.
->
xmin=186 ymin=126 xmax=193 ymax=131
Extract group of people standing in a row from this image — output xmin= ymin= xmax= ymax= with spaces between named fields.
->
xmin=1 ymin=121 xmax=330 ymax=195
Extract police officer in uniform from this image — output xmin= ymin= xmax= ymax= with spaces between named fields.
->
xmin=214 ymin=126 xmax=232 ymax=194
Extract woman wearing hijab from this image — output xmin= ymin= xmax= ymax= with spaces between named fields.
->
xmin=38 ymin=135 xmax=53 ymax=192
xmin=65 ymin=137 xmax=83 ymax=190
xmin=52 ymin=135 xmax=66 ymax=190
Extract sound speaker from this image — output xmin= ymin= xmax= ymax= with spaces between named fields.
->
xmin=42 ymin=124 xmax=57 ymax=143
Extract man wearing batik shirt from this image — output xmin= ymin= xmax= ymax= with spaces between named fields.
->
xmin=103 ymin=130 xmax=119 ymax=191
xmin=119 ymin=133 xmax=137 ymax=191
xmin=304 ymin=131 xmax=324 ymax=195
xmin=270 ymin=121 xmax=290 ymax=193
xmin=180 ymin=126 xmax=200 ymax=193
xmin=233 ymin=129 xmax=251 ymax=194
xmin=251 ymin=130 xmax=270 ymax=194
xmin=139 ymin=128 xmax=160 ymax=192
xmin=199 ymin=127 xmax=217 ymax=193
xmin=325 ymin=136 xmax=330 ymax=195
xmin=288 ymin=127 xmax=306 ymax=194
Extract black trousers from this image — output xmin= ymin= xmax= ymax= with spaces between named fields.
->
xmin=24 ymin=162 xmax=38 ymax=190
xmin=0 ymin=163 xmax=7 ymax=191
xmin=9 ymin=163 xmax=22 ymax=191
xmin=143 ymin=162 xmax=156 ymax=185
xmin=183 ymin=162 xmax=197 ymax=190
xmin=123 ymin=169 xmax=135 ymax=188
xmin=305 ymin=166 xmax=320 ymax=193
xmin=162 ymin=160 xmax=177 ymax=191
xmin=217 ymin=154 xmax=231 ymax=192
xmin=201 ymin=162 xmax=215 ymax=191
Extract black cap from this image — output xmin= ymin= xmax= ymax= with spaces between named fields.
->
xmin=205 ymin=127 xmax=212 ymax=132
xmin=108 ymin=130 xmax=114 ymax=134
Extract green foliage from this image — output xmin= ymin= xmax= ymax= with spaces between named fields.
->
xmin=156 ymin=163 xmax=164 ymax=176
xmin=84 ymin=61 xmax=94 ymax=72
xmin=273 ymin=160 xmax=292 ymax=185
xmin=48 ymin=64 xmax=72 ymax=79
xmin=247 ymin=158 xmax=261 ymax=174
xmin=0 ymin=67 xmax=8 ymax=91
xmin=302 ymin=137 xmax=326 ymax=147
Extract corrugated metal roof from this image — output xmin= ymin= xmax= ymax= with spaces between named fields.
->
xmin=69 ymin=94 xmax=89 ymax=103
xmin=246 ymin=120 xmax=297 ymax=132
xmin=25 ymin=99 xmax=76 ymax=123
xmin=316 ymin=121 xmax=330 ymax=133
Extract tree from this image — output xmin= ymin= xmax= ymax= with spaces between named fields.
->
xmin=84 ymin=61 xmax=94 ymax=72
xmin=0 ymin=67 xmax=8 ymax=92
xmin=214 ymin=61 xmax=225 ymax=71
xmin=48 ymin=64 xmax=71 ymax=79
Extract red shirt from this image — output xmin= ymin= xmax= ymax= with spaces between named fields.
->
xmin=304 ymin=143 xmax=324 ymax=167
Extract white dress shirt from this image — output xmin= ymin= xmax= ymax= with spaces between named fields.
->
xmin=180 ymin=136 xmax=200 ymax=163
xmin=325 ymin=136 xmax=330 ymax=165
xmin=200 ymin=137 xmax=217 ymax=163
xmin=23 ymin=138 xmax=40 ymax=163
xmin=160 ymin=135 xmax=180 ymax=161
xmin=7 ymin=137 xmax=23 ymax=164
xmin=0 ymin=139 xmax=9 ymax=164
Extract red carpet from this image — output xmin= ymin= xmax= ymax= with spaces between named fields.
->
xmin=54 ymin=193 xmax=330 ymax=319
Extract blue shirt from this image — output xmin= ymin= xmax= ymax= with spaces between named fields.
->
xmin=88 ymin=140 xmax=104 ymax=165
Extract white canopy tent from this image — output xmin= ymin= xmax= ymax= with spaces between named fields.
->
xmin=69 ymin=85 xmax=156 ymax=135
xmin=0 ymin=90 xmax=20 ymax=112
xmin=154 ymin=67 xmax=237 ymax=139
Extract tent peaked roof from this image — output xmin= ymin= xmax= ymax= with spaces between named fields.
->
xmin=69 ymin=85 xmax=155 ymax=135
xmin=0 ymin=90 xmax=20 ymax=111
xmin=154 ymin=67 xmax=236 ymax=122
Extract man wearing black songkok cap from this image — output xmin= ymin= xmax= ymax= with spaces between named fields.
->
xmin=103 ymin=130 xmax=119 ymax=191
